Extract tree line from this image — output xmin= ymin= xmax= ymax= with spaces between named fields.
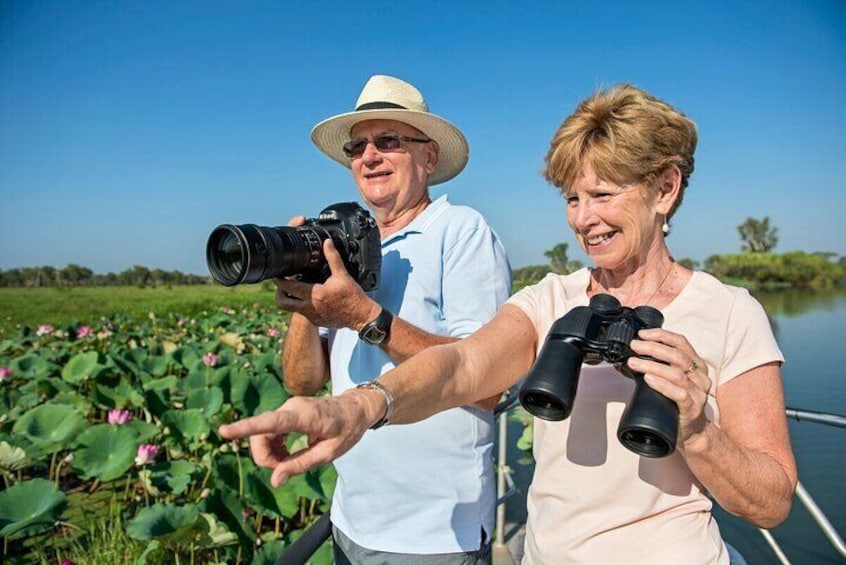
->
xmin=3 ymin=218 xmax=844 ymax=290
xmin=0 ymin=264 xmax=209 ymax=288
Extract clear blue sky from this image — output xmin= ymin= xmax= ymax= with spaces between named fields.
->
xmin=2 ymin=1 xmax=844 ymax=275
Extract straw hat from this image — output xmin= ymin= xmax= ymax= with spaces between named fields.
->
xmin=310 ymin=75 xmax=469 ymax=185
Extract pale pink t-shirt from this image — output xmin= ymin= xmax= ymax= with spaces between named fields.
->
xmin=507 ymin=269 xmax=783 ymax=565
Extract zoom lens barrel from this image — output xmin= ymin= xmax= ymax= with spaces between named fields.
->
xmin=206 ymin=224 xmax=328 ymax=286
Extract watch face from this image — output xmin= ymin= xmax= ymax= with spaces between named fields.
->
xmin=363 ymin=326 xmax=387 ymax=344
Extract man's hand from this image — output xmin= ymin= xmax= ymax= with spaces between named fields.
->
xmin=218 ymin=393 xmax=374 ymax=487
xmin=274 ymin=238 xmax=379 ymax=330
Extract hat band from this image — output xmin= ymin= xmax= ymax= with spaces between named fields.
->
xmin=355 ymin=101 xmax=408 ymax=111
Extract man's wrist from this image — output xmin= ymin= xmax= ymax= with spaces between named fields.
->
xmin=355 ymin=380 xmax=394 ymax=429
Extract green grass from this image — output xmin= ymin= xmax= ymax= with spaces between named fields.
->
xmin=0 ymin=283 xmax=279 ymax=336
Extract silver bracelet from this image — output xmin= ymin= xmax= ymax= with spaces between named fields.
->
xmin=356 ymin=380 xmax=394 ymax=429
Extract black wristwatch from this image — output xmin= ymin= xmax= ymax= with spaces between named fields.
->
xmin=358 ymin=308 xmax=393 ymax=345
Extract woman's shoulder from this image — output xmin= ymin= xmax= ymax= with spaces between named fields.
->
xmin=688 ymin=270 xmax=754 ymax=301
xmin=511 ymin=269 xmax=590 ymax=302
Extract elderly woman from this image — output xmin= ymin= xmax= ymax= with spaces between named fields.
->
xmin=221 ymin=84 xmax=797 ymax=564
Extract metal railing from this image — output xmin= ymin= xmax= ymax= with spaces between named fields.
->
xmin=754 ymin=407 xmax=846 ymax=564
xmin=279 ymin=404 xmax=846 ymax=565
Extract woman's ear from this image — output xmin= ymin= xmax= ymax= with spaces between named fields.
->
xmin=655 ymin=165 xmax=682 ymax=216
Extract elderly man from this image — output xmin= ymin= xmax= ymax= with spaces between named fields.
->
xmin=271 ymin=75 xmax=511 ymax=564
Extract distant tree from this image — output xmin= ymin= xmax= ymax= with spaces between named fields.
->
xmin=544 ymin=242 xmax=583 ymax=274
xmin=60 ymin=264 xmax=93 ymax=286
xmin=737 ymin=216 xmax=778 ymax=253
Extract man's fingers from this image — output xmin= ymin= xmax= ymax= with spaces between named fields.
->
xmin=323 ymin=239 xmax=349 ymax=277
xmin=270 ymin=440 xmax=340 ymax=487
xmin=218 ymin=409 xmax=298 ymax=440
xmin=287 ymin=215 xmax=307 ymax=227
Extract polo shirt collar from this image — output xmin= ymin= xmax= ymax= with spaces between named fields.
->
xmin=381 ymin=194 xmax=450 ymax=245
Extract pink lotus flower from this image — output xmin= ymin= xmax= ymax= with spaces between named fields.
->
xmin=108 ymin=409 xmax=132 ymax=425
xmin=76 ymin=325 xmax=93 ymax=338
xmin=37 ymin=324 xmax=54 ymax=336
xmin=203 ymin=352 xmax=218 ymax=367
xmin=267 ymin=327 xmax=280 ymax=338
xmin=135 ymin=444 xmax=160 ymax=466
xmin=0 ymin=366 xmax=10 ymax=382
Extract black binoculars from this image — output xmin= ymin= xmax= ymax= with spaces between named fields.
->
xmin=518 ymin=293 xmax=678 ymax=457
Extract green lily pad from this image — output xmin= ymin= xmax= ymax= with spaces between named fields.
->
xmin=126 ymin=503 xmax=203 ymax=543
xmin=12 ymin=403 xmax=86 ymax=452
xmin=10 ymin=354 xmax=57 ymax=380
xmin=71 ymin=424 xmax=138 ymax=481
xmin=230 ymin=372 xmax=288 ymax=418
xmin=200 ymin=488 xmax=256 ymax=545
xmin=186 ymin=387 xmax=224 ymax=418
xmin=61 ymin=350 xmax=106 ymax=384
xmin=244 ymin=467 xmax=298 ymax=520
xmin=141 ymin=460 xmax=199 ymax=495
xmin=0 ymin=441 xmax=30 ymax=472
xmin=0 ymin=478 xmax=67 ymax=538
xmin=161 ymin=408 xmax=210 ymax=449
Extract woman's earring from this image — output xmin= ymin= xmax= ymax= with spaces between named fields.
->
xmin=662 ymin=219 xmax=670 ymax=235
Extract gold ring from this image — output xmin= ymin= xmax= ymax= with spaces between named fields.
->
xmin=683 ymin=360 xmax=699 ymax=375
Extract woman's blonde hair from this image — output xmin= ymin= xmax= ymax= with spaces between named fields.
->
xmin=544 ymin=84 xmax=698 ymax=219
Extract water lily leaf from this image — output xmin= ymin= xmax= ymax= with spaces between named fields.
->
xmin=126 ymin=503 xmax=203 ymax=543
xmin=61 ymin=351 xmax=106 ymax=384
xmin=10 ymin=354 xmax=57 ymax=380
xmin=218 ymin=332 xmax=244 ymax=350
xmin=0 ymin=478 xmax=67 ymax=538
xmin=186 ymin=387 xmax=224 ymax=418
xmin=142 ymin=460 xmax=200 ymax=495
xmin=197 ymin=512 xmax=238 ymax=547
xmin=170 ymin=346 xmax=201 ymax=370
xmin=12 ymin=403 xmax=86 ymax=452
xmin=125 ymin=419 xmax=160 ymax=443
xmin=71 ymin=424 xmax=137 ymax=482
xmin=252 ymin=539 xmax=286 ymax=565
xmin=200 ymin=488 xmax=256 ymax=544
xmin=93 ymin=373 xmax=144 ymax=409
xmin=140 ymin=354 xmax=169 ymax=377
xmin=244 ymin=467 xmax=298 ymax=520
xmin=161 ymin=409 xmax=210 ymax=449
xmin=230 ymin=373 xmax=288 ymax=418
xmin=213 ymin=453 xmax=256 ymax=496
xmin=0 ymin=441 xmax=30 ymax=472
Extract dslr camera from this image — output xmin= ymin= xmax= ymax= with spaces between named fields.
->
xmin=206 ymin=202 xmax=381 ymax=290
xmin=518 ymin=293 xmax=679 ymax=457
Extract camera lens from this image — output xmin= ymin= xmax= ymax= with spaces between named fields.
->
xmin=211 ymin=230 xmax=245 ymax=283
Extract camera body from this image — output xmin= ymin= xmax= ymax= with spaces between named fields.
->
xmin=206 ymin=202 xmax=381 ymax=289
xmin=518 ymin=293 xmax=679 ymax=457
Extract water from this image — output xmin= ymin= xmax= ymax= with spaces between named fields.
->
xmin=501 ymin=288 xmax=846 ymax=564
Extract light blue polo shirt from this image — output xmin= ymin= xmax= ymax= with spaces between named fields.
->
xmin=325 ymin=195 xmax=512 ymax=553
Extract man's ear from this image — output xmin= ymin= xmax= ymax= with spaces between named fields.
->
xmin=425 ymin=142 xmax=439 ymax=174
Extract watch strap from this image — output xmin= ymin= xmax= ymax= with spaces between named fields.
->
xmin=355 ymin=380 xmax=394 ymax=429
xmin=358 ymin=308 xmax=393 ymax=345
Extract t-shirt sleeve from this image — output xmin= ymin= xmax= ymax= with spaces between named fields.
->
xmin=719 ymin=289 xmax=784 ymax=386
xmin=441 ymin=220 xmax=512 ymax=337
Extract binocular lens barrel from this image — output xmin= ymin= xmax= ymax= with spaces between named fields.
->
xmin=519 ymin=340 xmax=584 ymax=421
xmin=617 ymin=377 xmax=679 ymax=457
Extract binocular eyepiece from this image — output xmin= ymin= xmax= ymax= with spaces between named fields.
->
xmin=518 ymin=293 xmax=679 ymax=458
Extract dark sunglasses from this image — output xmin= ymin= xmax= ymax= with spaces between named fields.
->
xmin=342 ymin=134 xmax=431 ymax=159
